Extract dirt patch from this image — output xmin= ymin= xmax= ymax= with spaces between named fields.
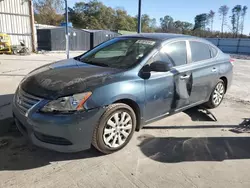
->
xmin=230 ymin=54 xmax=250 ymax=60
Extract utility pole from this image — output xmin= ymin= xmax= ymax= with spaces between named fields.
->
xmin=29 ymin=0 xmax=36 ymax=52
xmin=137 ymin=0 xmax=142 ymax=33
xmin=65 ymin=0 xmax=69 ymax=59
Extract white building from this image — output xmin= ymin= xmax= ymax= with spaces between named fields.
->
xmin=0 ymin=0 xmax=36 ymax=51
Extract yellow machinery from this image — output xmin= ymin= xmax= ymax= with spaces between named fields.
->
xmin=0 ymin=33 xmax=12 ymax=54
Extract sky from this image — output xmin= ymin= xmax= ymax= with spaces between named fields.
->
xmin=68 ymin=0 xmax=250 ymax=35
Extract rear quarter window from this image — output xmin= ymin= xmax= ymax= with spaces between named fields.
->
xmin=210 ymin=45 xmax=218 ymax=58
xmin=190 ymin=41 xmax=211 ymax=62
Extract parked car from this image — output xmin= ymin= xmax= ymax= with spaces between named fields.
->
xmin=13 ymin=33 xmax=233 ymax=154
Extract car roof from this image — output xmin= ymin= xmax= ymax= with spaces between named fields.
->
xmin=118 ymin=33 xmax=197 ymax=41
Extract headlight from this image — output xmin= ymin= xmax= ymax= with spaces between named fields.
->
xmin=41 ymin=92 xmax=92 ymax=113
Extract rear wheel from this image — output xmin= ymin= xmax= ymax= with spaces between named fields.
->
xmin=92 ymin=103 xmax=136 ymax=154
xmin=205 ymin=79 xmax=225 ymax=109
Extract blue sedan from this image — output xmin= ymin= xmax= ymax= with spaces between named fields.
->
xmin=13 ymin=33 xmax=233 ymax=154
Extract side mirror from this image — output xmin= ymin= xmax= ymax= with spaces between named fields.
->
xmin=149 ymin=61 xmax=171 ymax=72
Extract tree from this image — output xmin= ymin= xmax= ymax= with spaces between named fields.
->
xmin=174 ymin=21 xmax=193 ymax=34
xmin=68 ymin=3 xmax=86 ymax=28
xmin=218 ymin=5 xmax=229 ymax=35
xmin=69 ymin=1 xmax=138 ymax=31
xmin=207 ymin=10 xmax=215 ymax=31
xmin=193 ymin=13 xmax=208 ymax=30
xmin=182 ymin=22 xmax=193 ymax=31
xmin=150 ymin=18 xmax=157 ymax=31
xmin=34 ymin=0 xmax=64 ymax=25
xmin=231 ymin=9 xmax=236 ymax=36
xmin=231 ymin=5 xmax=242 ymax=37
xmin=174 ymin=20 xmax=184 ymax=33
xmin=115 ymin=8 xmax=136 ymax=31
xmin=69 ymin=1 xmax=118 ymax=30
xmin=160 ymin=15 xmax=174 ymax=32
xmin=141 ymin=14 xmax=157 ymax=32
xmin=240 ymin=6 xmax=248 ymax=36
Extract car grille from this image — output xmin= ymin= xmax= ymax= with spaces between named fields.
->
xmin=15 ymin=88 xmax=42 ymax=114
xmin=34 ymin=132 xmax=72 ymax=145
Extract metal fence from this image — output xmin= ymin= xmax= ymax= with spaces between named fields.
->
xmin=206 ymin=38 xmax=250 ymax=54
xmin=0 ymin=0 xmax=33 ymax=49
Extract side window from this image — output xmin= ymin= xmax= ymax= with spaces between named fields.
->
xmin=210 ymin=45 xmax=218 ymax=58
xmin=147 ymin=51 xmax=171 ymax=65
xmin=190 ymin=41 xmax=211 ymax=62
xmin=161 ymin=41 xmax=187 ymax=66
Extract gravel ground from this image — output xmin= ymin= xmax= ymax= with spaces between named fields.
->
xmin=230 ymin=53 xmax=250 ymax=60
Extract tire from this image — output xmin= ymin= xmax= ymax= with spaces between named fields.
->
xmin=205 ymin=79 xmax=225 ymax=109
xmin=92 ymin=103 xmax=136 ymax=154
xmin=12 ymin=49 xmax=17 ymax=55
xmin=20 ymin=48 xmax=29 ymax=56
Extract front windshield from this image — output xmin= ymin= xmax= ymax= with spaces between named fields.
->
xmin=78 ymin=38 xmax=158 ymax=69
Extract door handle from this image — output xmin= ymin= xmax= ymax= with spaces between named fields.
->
xmin=180 ymin=75 xmax=190 ymax=80
xmin=212 ymin=68 xmax=217 ymax=72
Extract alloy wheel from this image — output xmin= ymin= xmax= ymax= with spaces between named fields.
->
xmin=103 ymin=111 xmax=133 ymax=148
xmin=212 ymin=82 xmax=225 ymax=106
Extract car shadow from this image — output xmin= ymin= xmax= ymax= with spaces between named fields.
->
xmin=144 ymin=106 xmax=219 ymax=130
xmin=0 ymin=94 xmax=102 ymax=171
xmin=0 ymin=133 xmax=101 ymax=171
xmin=0 ymin=94 xmax=15 ymax=136
xmin=0 ymin=115 xmax=102 ymax=171
xmin=138 ymin=119 xmax=250 ymax=163
xmin=184 ymin=106 xmax=217 ymax=121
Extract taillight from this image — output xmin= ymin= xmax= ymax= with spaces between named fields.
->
xmin=230 ymin=58 xmax=235 ymax=66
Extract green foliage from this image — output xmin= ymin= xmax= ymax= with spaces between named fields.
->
xmin=68 ymin=1 xmax=155 ymax=32
xmin=207 ymin=10 xmax=215 ymax=31
xmin=34 ymin=0 xmax=64 ymax=25
xmin=218 ymin=5 xmax=229 ymax=34
xmin=160 ymin=15 xmax=174 ymax=32
xmin=34 ymin=0 xmax=249 ymax=38
xmin=230 ymin=5 xmax=248 ymax=37
xmin=114 ymin=9 xmax=136 ymax=31
xmin=193 ymin=13 xmax=208 ymax=30
xmin=240 ymin=6 xmax=248 ymax=36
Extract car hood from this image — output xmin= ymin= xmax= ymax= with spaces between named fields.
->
xmin=20 ymin=58 xmax=122 ymax=99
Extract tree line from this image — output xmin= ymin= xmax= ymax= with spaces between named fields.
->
xmin=34 ymin=0 xmax=249 ymax=38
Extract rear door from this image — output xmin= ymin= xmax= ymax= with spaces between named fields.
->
xmin=187 ymin=40 xmax=219 ymax=105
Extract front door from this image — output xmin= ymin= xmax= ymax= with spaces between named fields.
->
xmin=143 ymin=40 xmax=191 ymax=122
xmin=144 ymin=71 xmax=175 ymax=121
xmin=162 ymin=41 xmax=192 ymax=110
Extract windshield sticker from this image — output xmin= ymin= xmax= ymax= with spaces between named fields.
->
xmin=136 ymin=40 xmax=156 ymax=45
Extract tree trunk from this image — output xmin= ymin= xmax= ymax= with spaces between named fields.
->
xmin=241 ymin=16 xmax=245 ymax=37
xmin=221 ymin=15 xmax=224 ymax=37
xmin=236 ymin=14 xmax=240 ymax=38
xmin=211 ymin=19 xmax=213 ymax=32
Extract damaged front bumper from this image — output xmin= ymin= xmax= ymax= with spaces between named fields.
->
xmin=12 ymin=98 xmax=105 ymax=153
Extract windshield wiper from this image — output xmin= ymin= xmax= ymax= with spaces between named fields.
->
xmin=84 ymin=60 xmax=110 ymax=67
xmin=74 ymin=56 xmax=81 ymax=61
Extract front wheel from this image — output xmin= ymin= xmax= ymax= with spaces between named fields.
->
xmin=205 ymin=79 xmax=225 ymax=109
xmin=92 ymin=103 xmax=136 ymax=154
